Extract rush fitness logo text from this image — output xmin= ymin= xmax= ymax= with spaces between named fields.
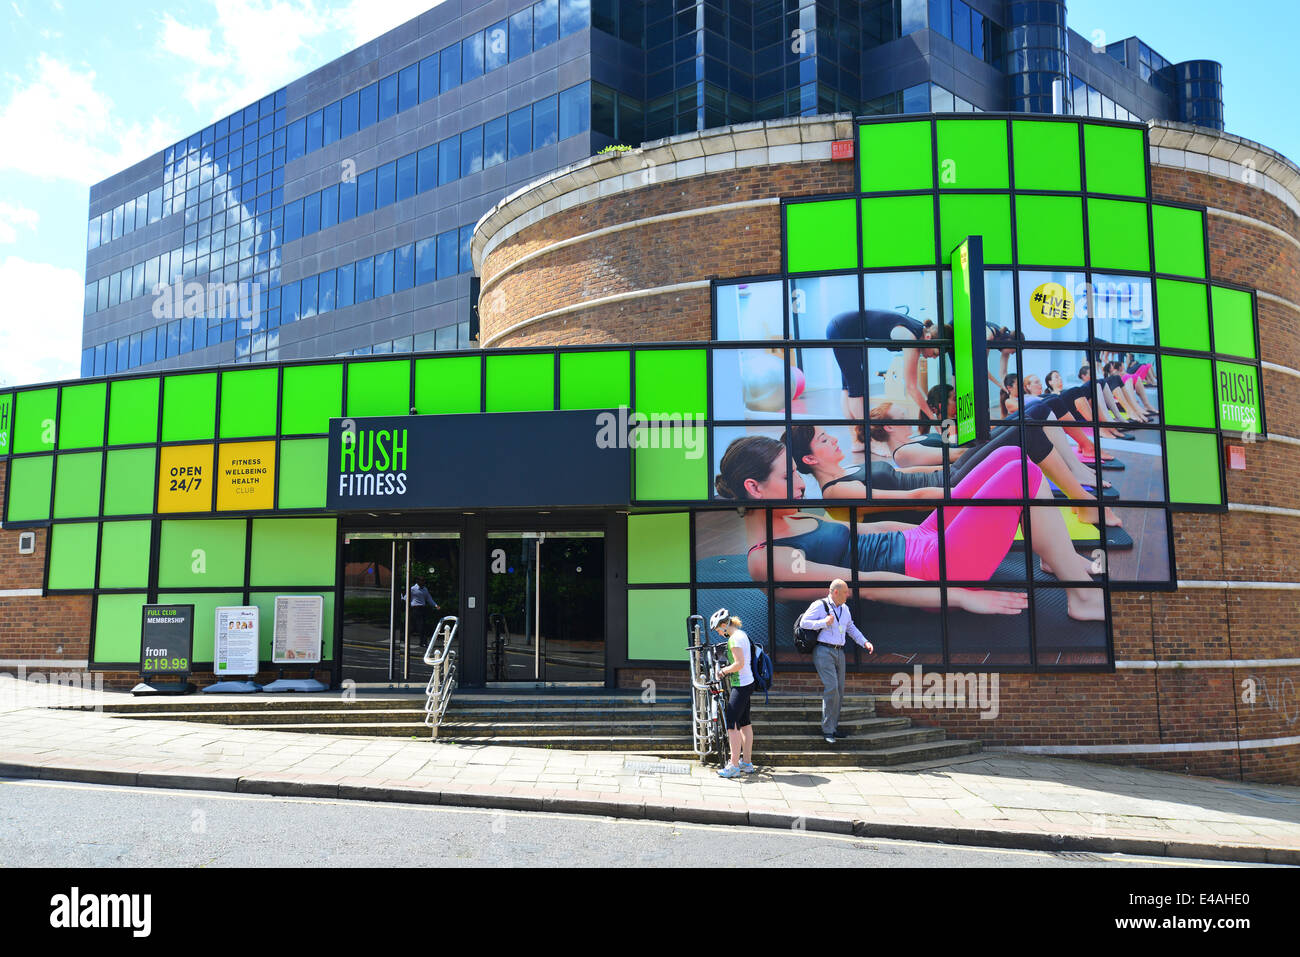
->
xmin=1218 ymin=368 xmax=1258 ymax=426
xmin=337 ymin=427 xmax=409 ymax=497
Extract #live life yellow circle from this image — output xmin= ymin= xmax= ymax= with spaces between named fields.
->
xmin=1029 ymin=282 xmax=1074 ymax=330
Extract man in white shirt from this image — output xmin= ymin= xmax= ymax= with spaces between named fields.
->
xmin=799 ymin=579 xmax=873 ymax=744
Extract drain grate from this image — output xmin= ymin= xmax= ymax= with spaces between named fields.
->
xmin=624 ymin=759 xmax=692 ymax=775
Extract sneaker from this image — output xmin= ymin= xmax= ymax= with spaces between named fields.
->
xmin=717 ymin=764 xmax=742 ymax=778
xmin=738 ymin=760 xmax=757 ymax=773
xmin=824 ymin=735 xmax=836 ymax=745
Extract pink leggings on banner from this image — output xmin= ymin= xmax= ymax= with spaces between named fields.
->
xmin=902 ymin=445 xmax=1042 ymax=581
xmin=1122 ymin=363 xmax=1152 ymax=385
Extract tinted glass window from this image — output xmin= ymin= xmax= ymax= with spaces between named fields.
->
xmin=394 ymin=243 xmax=415 ymax=292
xmin=461 ymin=126 xmax=483 ymax=176
xmin=462 ymin=31 xmax=484 ymax=81
xmin=396 ymin=153 xmax=417 ymax=201
xmin=510 ymin=8 xmax=533 ymax=60
xmin=534 ymin=0 xmax=559 ymax=48
xmin=337 ymin=262 xmax=355 ymax=308
xmin=440 ymin=44 xmax=461 ymax=92
xmin=356 ymin=169 xmax=376 ymax=214
xmin=375 ymin=161 xmax=397 ymax=208
xmin=485 ymin=20 xmax=508 ymax=70
xmin=484 ymin=116 xmax=507 ymax=167
xmin=356 ymin=257 xmax=374 ymax=301
xmin=322 ymin=101 xmax=340 ymax=145
xmin=417 ymin=145 xmax=437 ymax=191
xmin=560 ymin=0 xmax=590 ymax=36
xmin=534 ymin=96 xmax=558 ymax=147
xmin=399 ymin=64 xmax=419 ymax=112
xmin=378 ymin=74 xmax=399 ymax=120
xmin=340 ymin=92 xmax=359 ymax=137
xmin=508 ymin=106 xmax=531 ymax=158
xmin=419 ymin=54 xmax=439 ymax=101
xmin=416 ymin=237 xmax=437 ymax=284
xmin=439 ymin=135 xmax=459 ymax=185
xmin=437 ymin=230 xmax=458 ymax=277
xmin=359 ymin=83 xmax=378 ymax=126
xmin=374 ymin=249 xmax=394 ymax=298
xmin=559 ymin=82 xmax=590 ymax=139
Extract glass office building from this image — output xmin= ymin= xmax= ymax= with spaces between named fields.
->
xmin=80 ymin=0 xmax=1224 ymax=379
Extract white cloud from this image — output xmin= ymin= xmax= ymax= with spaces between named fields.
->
xmin=334 ymin=0 xmax=449 ymax=49
xmin=0 ymin=256 xmax=83 ymax=387
xmin=0 ymin=202 xmax=39 ymax=244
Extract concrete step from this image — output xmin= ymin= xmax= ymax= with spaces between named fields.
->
xmin=436 ymin=716 xmax=909 ymax=738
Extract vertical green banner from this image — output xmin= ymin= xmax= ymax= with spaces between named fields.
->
xmin=950 ymin=237 xmax=989 ymax=444
xmin=0 ymin=393 xmax=11 ymax=456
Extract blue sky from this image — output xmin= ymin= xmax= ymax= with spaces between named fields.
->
xmin=0 ymin=0 xmax=1295 ymax=387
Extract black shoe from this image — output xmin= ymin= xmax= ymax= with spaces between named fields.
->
xmin=832 ymin=728 xmax=851 ymax=739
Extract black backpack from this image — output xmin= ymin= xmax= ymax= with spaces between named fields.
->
xmin=793 ymin=600 xmax=829 ymax=655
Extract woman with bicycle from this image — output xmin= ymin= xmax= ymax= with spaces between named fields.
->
xmin=710 ymin=608 xmax=757 ymax=778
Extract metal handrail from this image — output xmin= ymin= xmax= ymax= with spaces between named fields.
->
xmin=422 ymin=615 xmax=459 ymax=737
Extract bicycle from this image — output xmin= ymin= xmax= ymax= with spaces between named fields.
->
xmin=686 ymin=614 xmax=732 ymax=767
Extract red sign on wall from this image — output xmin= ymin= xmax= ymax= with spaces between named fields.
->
xmin=831 ymin=139 xmax=854 ymax=161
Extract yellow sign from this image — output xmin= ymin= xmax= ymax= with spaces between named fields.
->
xmin=1029 ymin=282 xmax=1075 ymax=330
xmin=217 ymin=441 xmax=276 ymax=511
xmin=158 ymin=444 xmax=214 ymax=513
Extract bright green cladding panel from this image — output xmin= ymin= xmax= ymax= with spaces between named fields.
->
xmin=636 ymin=350 xmax=706 ymax=416
xmin=53 ymin=452 xmax=103 ymax=518
xmin=277 ymin=439 xmax=328 ymax=509
xmin=107 ymin=377 xmax=160 ymax=445
xmin=13 ymin=387 xmax=57 ymax=454
xmin=414 ymin=356 xmax=482 ymax=414
xmin=1160 ymin=355 xmax=1216 ymax=428
xmin=861 ymin=196 xmax=935 ymax=267
xmin=859 ymin=120 xmax=933 ymax=191
xmin=1011 ymin=120 xmax=1081 ymax=191
xmin=1215 ymin=361 xmax=1262 ymax=435
xmin=1156 ymin=279 xmax=1211 ymax=352
xmin=6 ymin=455 xmax=53 ymax=522
xmin=628 ymin=512 xmax=690 ymax=584
xmin=560 ymin=351 xmax=631 ymax=410
xmin=158 ymin=519 xmax=247 ymax=588
xmin=250 ymin=518 xmax=337 ymax=586
xmin=1014 ymin=195 xmax=1085 ymax=268
xmin=1211 ymin=286 xmax=1256 ymax=359
xmin=785 ymin=200 xmax=858 ymax=272
xmin=346 ymin=360 xmax=412 ymax=417
xmin=1083 ymin=124 xmax=1147 ymax=197
xmin=58 ymin=382 xmax=107 ymax=449
xmin=157 ymin=592 xmax=244 ymax=664
xmin=92 ymin=593 xmax=150 ymax=664
xmin=281 ymin=363 xmax=343 ymax=434
xmin=1166 ymin=430 xmax=1222 ymax=506
xmin=485 ymin=353 xmax=555 ymax=412
xmin=103 ymin=448 xmax=156 ymax=515
xmin=98 ymin=521 xmax=152 ymax=589
xmin=1152 ymin=205 xmax=1206 ymax=278
xmin=940 ymin=194 xmax=1012 ymax=265
xmin=1086 ymin=199 xmax=1151 ymax=271
xmin=936 ymin=119 xmax=1009 ymax=189
xmin=249 ymin=591 xmax=336 ymax=660
xmin=627 ymin=588 xmax=691 ymax=660
xmin=634 ymin=427 xmax=708 ymax=501
xmin=47 ymin=522 xmax=98 ymax=589
xmin=161 ymin=372 xmax=218 ymax=442
xmin=0 ymin=393 xmax=11 ymax=455
xmin=219 ymin=368 xmax=279 ymax=438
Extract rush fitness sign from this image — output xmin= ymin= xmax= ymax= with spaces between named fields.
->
xmin=1217 ymin=361 xmax=1263 ymax=434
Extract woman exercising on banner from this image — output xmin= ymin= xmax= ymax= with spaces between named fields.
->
xmin=713 ymin=435 xmax=1104 ymax=621
xmin=824 ymin=309 xmax=949 ymax=422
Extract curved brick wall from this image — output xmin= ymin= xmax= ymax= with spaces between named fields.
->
xmin=478 ymin=116 xmax=1300 ymax=784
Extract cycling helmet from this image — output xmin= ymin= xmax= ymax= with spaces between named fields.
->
xmin=708 ymin=608 xmax=730 ymax=631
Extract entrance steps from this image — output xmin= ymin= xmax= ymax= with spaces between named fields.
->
xmin=95 ymin=690 xmax=981 ymax=768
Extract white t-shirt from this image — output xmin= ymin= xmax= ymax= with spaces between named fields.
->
xmin=726 ymin=630 xmax=754 ymax=688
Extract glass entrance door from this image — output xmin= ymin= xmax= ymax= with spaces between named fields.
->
xmin=485 ymin=532 xmax=604 ymax=683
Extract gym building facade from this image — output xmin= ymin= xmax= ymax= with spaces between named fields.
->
xmin=5 ymin=110 xmax=1298 ymax=784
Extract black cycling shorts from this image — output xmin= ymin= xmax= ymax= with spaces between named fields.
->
xmin=725 ymin=683 xmax=753 ymax=730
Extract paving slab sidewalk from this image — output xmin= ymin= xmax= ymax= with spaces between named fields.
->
xmin=1 ymin=676 xmax=1298 ymax=865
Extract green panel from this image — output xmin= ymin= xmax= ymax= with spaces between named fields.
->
xmin=628 ymin=512 xmax=690 ymax=584
xmin=158 ymin=518 xmax=247 ymax=588
xmin=1152 ymin=205 xmax=1206 ymax=278
xmin=1156 ymin=279 xmax=1211 ymax=352
xmin=250 ymin=591 xmax=336 ymax=660
xmin=1160 ymin=355 xmax=1216 ymax=428
xmin=1166 ymin=431 xmax=1222 ymax=506
xmin=414 ymin=356 xmax=482 ymax=414
xmin=107 ymin=377 xmax=160 ymax=446
xmin=485 ymin=353 xmax=555 ymax=412
xmin=936 ymin=118 xmax=1009 ymax=189
xmin=92 ymin=593 xmax=150 ymax=664
xmin=98 ymin=521 xmax=152 ymax=589
xmin=785 ymin=199 xmax=858 ymax=272
xmin=250 ymin=518 xmax=337 ymax=586
xmin=1014 ymin=195 xmax=1085 ymax=268
xmin=1211 ymin=286 xmax=1256 ymax=359
xmin=5 ymin=455 xmax=53 ymax=522
xmin=636 ymin=349 xmax=706 ymax=416
xmin=346 ymin=359 xmax=412 ymax=417
xmin=57 ymin=382 xmax=107 ymax=450
xmin=278 ymin=439 xmax=328 ymax=510
xmin=157 ymin=592 xmax=245 ymax=664
xmin=1011 ymin=120 xmax=1081 ymax=191
xmin=858 ymin=120 xmax=933 ymax=192
xmin=1215 ymin=360 xmax=1262 ymax=436
xmin=1086 ymin=199 xmax=1151 ymax=271
xmin=53 ymin=452 xmax=103 ymax=519
xmin=219 ymin=368 xmax=279 ymax=438
xmin=560 ymin=351 xmax=631 ymax=410
xmin=103 ymin=448 xmax=157 ymax=516
xmin=633 ymin=427 xmax=708 ymax=501
xmin=0 ymin=392 xmax=11 ymax=456
xmin=281 ymin=363 xmax=343 ymax=434
xmin=1083 ymin=124 xmax=1147 ymax=197
xmin=161 ymin=372 xmax=218 ymax=442
xmin=47 ymin=522 xmax=98 ymax=590
xmin=627 ymin=588 xmax=691 ymax=660
xmin=861 ymin=195 xmax=936 ymax=267
xmin=939 ymin=193 xmax=1012 ymax=264
xmin=13 ymin=387 xmax=57 ymax=454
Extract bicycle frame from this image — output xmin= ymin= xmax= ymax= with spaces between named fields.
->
xmin=686 ymin=615 xmax=731 ymax=765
